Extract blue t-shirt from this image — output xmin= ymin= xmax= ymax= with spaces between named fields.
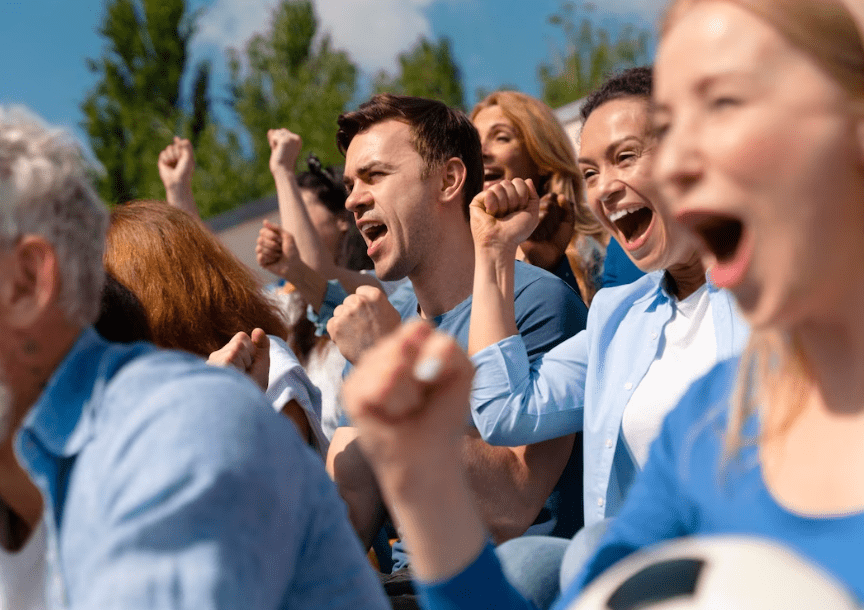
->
xmin=564 ymin=357 xmax=864 ymax=604
xmin=15 ymin=328 xmax=389 ymax=610
xmin=386 ymin=261 xmax=588 ymax=568
xmin=600 ymin=238 xmax=644 ymax=289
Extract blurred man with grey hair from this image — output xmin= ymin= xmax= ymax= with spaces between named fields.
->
xmin=0 ymin=107 xmax=388 ymax=609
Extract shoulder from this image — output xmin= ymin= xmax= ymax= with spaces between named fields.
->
xmin=513 ymin=260 xmax=577 ymax=297
xmin=511 ymin=261 xmax=588 ymax=356
xmin=388 ymin=280 xmax=419 ymax=321
xmin=97 ymin=347 xmax=305 ymax=476
xmin=512 ymin=261 xmax=584 ymax=314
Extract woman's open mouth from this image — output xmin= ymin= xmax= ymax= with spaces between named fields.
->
xmin=683 ymin=212 xmax=750 ymax=288
xmin=609 ymin=206 xmax=655 ymax=248
xmin=483 ymin=168 xmax=504 ymax=188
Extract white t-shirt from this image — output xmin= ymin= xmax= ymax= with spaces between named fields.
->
xmin=621 ymin=282 xmax=717 ymax=467
xmin=304 ymin=340 xmax=347 ymax=441
xmin=0 ymin=517 xmax=47 ymax=610
xmin=266 ymin=336 xmax=329 ymax=457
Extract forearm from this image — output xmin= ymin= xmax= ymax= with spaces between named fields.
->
xmin=283 ymin=259 xmax=329 ymax=312
xmin=461 ymin=430 xmax=576 ymax=544
xmin=329 ymin=266 xmax=384 ymax=295
xmin=273 ymin=171 xmax=333 ymax=271
xmin=469 ymin=245 xmax=519 ymax=356
xmin=165 ymin=183 xmax=200 ymax=220
xmin=377 ymin=441 xmax=488 ymax=583
xmin=471 ymin=335 xmax=587 ymax=445
xmin=327 ymin=427 xmax=387 ymax=549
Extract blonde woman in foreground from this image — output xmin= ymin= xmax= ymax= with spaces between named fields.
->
xmin=340 ymin=0 xmax=864 ymax=607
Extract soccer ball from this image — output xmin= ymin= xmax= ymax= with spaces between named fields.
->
xmin=566 ymin=536 xmax=859 ymax=609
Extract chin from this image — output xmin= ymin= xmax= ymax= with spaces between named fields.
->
xmin=373 ymin=259 xmax=408 ymax=283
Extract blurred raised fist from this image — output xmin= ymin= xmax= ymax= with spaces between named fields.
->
xmin=158 ymin=136 xmax=195 ymax=193
xmin=268 ymin=128 xmax=303 ymax=176
xmin=256 ymin=219 xmax=303 ymax=283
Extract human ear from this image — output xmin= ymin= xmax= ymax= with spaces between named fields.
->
xmin=1 ymin=236 xmax=60 ymax=329
xmin=440 ymin=157 xmax=467 ymax=206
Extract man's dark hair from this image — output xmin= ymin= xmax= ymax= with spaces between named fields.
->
xmin=580 ymin=66 xmax=653 ymax=123
xmin=337 ymin=93 xmax=483 ymax=216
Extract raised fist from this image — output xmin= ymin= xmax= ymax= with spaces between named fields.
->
xmin=268 ymin=128 xmax=303 ymax=176
xmin=158 ymin=137 xmax=195 ymax=193
xmin=469 ymin=177 xmax=540 ymax=253
xmin=256 ymin=220 xmax=303 ymax=282
xmin=207 ymin=328 xmax=271 ymax=391
xmin=327 ymin=285 xmax=402 ymax=364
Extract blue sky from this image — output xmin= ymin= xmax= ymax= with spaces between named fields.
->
xmin=1 ymin=0 xmax=663 ymax=155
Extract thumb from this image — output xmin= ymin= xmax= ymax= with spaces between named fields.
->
xmin=251 ymin=327 xmax=270 ymax=351
xmin=525 ymin=178 xmax=539 ymax=202
xmin=249 ymin=328 xmax=271 ymax=391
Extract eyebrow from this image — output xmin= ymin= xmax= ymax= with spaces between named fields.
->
xmin=577 ymin=136 xmax=642 ymax=165
xmin=345 ymin=160 xmax=397 ymax=183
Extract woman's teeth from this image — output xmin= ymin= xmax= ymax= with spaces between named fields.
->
xmin=609 ymin=206 xmax=653 ymax=242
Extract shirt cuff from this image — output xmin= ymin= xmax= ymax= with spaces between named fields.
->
xmin=416 ymin=541 xmax=537 ymax=610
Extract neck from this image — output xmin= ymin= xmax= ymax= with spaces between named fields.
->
xmin=794 ymin=298 xmax=864 ymax=417
xmin=410 ymin=219 xmax=476 ymax=319
xmin=665 ymin=254 xmax=706 ymax=300
xmin=0 ymin=320 xmax=81 ymax=537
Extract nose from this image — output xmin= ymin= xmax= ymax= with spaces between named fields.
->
xmin=593 ymin=171 xmax=625 ymax=214
xmin=345 ymin=182 xmax=372 ymax=214
xmin=481 ymin=140 xmax=492 ymax=162
xmin=653 ymin=119 xmax=702 ymax=203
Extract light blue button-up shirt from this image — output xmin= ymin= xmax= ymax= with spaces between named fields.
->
xmin=470 ymin=271 xmax=749 ymax=527
xmin=14 ymin=328 xmax=388 ymax=610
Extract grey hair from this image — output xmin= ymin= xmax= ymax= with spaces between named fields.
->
xmin=0 ymin=106 xmax=107 ymax=327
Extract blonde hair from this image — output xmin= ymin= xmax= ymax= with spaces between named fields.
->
xmin=661 ymin=0 xmax=864 ymax=461
xmin=471 ymin=91 xmax=604 ymax=239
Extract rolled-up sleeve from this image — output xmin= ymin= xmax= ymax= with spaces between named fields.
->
xmin=470 ymin=332 xmax=589 ymax=446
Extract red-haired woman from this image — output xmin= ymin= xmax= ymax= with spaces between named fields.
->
xmin=104 ymin=200 xmax=328 ymax=455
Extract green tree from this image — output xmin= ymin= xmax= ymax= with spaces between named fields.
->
xmin=539 ymin=2 xmax=651 ymax=108
xmin=229 ymin=0 xmax=357 ymax=195
xmin=82 ymin=0 xmax=200 ymax=205
xmin=374 ymin=36 xmax=465 ymax=110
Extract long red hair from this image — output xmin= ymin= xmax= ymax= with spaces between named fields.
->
xmin=105 ymin=200 xmax=287 ymax=356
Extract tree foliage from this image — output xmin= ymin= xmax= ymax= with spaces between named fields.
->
xmin=82 ymin=0 xmax=199 ymax=205
xmin=539 ymin=2 xmax=651 ymax=108
xmin=229 ymin=0 xmax=357 ymax=195
xmin=374 ymin=37 xmax=465 ymax=110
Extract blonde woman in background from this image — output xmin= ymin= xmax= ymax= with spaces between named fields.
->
xmin=472 ymin=91 xmax=610 ymax=304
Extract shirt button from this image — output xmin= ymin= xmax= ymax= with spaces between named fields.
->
xmin=651 ymin=331 xmax=658 ymax=340
xmin=624 ymin=382 xmax=633 ymax=390
xmin=597 ymin=497 xmax=605 ymax=507
xmin=605 ymin=438 xmax=613 ymax=448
